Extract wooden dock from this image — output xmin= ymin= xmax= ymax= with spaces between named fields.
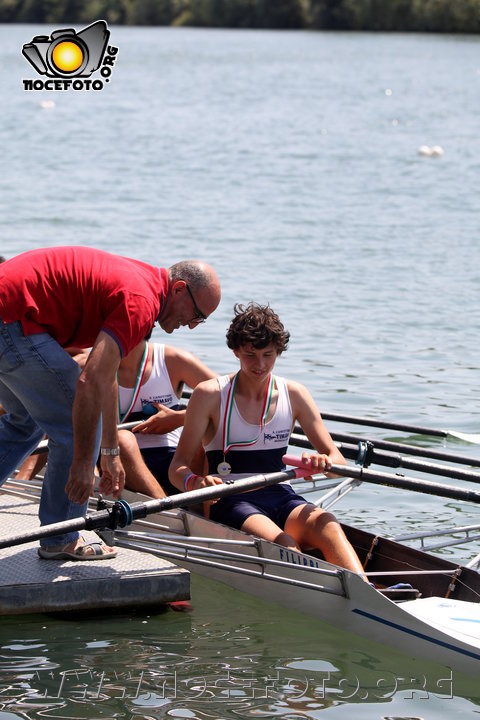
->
xmin=0 ymin=482 xmax=190 ymax=615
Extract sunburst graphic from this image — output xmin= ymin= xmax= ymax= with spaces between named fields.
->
xmin=51 ymin=41 xmax=85 ymax=74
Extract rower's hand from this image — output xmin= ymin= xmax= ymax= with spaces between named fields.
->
xmin=190 ymin=474 xmax=223 ymax=506
xmin=301 ymin=452 xmax=331 ymax=480
xmin=98 ymin=455 xmax=126 ymax=498
xmin=133 ymin=404 xmax=182 ymax=434
xmin=66 ymin=460 xmax=96 ymax=505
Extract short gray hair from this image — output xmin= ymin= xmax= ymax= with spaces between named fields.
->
xmin=168 ymin=261 xmax=209 ymax=292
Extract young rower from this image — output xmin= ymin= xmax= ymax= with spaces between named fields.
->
xmin=117 ymin=339 xmax=216 ymax=498
xmin=169 ymin=303 xmax=366 ymax=576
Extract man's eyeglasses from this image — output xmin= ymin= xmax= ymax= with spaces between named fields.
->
xmin=185 ymin=284 xmax=207 ymax=324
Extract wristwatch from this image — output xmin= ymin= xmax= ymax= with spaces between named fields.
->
xmin=100 ymin=447 xmax=121 ymax=456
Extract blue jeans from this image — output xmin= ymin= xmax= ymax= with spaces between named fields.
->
xmin=0 ymin=318 xmax=101 ymax=546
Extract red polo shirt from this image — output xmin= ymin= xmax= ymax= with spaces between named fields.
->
xmin=0 ymin=246 xmax=168 ymax=357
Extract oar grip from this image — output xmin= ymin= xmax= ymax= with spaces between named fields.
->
xmin=283 ymin=454 xmax=312 ymax=475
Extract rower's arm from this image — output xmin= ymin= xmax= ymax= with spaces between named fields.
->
xmin=287 ymin=380 xmax=346 ymax=474
xmin=169 ymin=380 xmax=222 ymax=492
xmin=164 ymin=345 xmax=217 ymax=391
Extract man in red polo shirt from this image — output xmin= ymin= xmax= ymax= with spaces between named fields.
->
xmin=0 ymin=246 xmax=221 ymax=560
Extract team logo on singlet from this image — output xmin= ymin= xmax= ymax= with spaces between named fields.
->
xmin=141 ymin=395 xmax=174 ymax=409
xmin=263 ymin=429 xmax=290 ymax=443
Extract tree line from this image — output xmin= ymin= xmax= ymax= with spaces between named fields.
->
xmin=2 ymin=0 xmax=480 ymax=32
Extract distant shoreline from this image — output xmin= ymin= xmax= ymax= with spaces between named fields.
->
xmin=2 ymin=0 xmax=480 ymax=34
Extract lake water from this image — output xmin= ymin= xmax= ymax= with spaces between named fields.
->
xmin=1 ymin=24 xmax=480 ymax=718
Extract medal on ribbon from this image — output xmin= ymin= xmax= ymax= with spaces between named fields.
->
xmin=217 ymin=460 xmax=232 ymax=476
xmin=219 ymin=372 xmax=274 ymax=477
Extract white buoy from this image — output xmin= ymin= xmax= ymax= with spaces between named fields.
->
xmin=418 ymin=145 xmax=433 ymax=156
xmin=40 ymin=100 xmax=55 ymax=109
xmin=418 ymin=145 xmax=444 ymax=158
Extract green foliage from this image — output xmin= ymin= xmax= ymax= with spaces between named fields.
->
xmin=172 ymin=0 xmax=303 ymax=28
xmin=410 ymin=0 xmax=480 ymax=32
xmin=307 ymin=0 xmax=480 ymax=31
xmin=125 ymin=0 xmax=174 ymax=25
xmin=1 ymin=0 xmax=479 ymax=31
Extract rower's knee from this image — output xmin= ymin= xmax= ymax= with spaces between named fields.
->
xmin=310 ymin=510 xmax=342 ymax=534
xmin=275 ymin=532 xmax=301 ymax=552
xmin=118 ymin=429 xmax=137 ymax=454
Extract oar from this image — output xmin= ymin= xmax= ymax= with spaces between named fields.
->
xmin=291 ymin=427 xmax=480 ymax=468
xmin=186 ymin=389 xmax=480 ymax=445
xmin=283 ymin=454 xmax=480 ymax=504
xmin=31 ymin=420 xmax=143 ymax=456
xmin=337 ymin=442 xmax=480 ymax=484
xmin=290 ymin=432 xmax=480 ymax=483
xmin=0 ymin=466 xmax=312 ymax=550
xmin=319 ymin=412 xmax=480 ymax=444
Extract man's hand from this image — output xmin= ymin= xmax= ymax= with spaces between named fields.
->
xmin=98 ymin=455 xmax=126 ymax=498
xmin=65 ymin=460 xmax=97 ymax=505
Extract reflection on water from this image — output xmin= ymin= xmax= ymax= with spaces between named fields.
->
xmin=0 ymin=575 xmax=478 ymax=719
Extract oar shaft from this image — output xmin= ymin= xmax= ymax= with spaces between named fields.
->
xmin=133 ymin=467 xmax=310 ymax=519
xmin=0 ymin=468 xmax=310 ymax=550
xmin=320 ymin=412 xmax=449 ymax=438
xmin=334 ymin=441 xmax=480 ymax=484
xmin=0 ymin=515 xmax=99 ymax=550
xmin=291 ymin=428 xmax=480 ymax=468
xmin=330 ymin=431 xmax=480 ymax=467
xmin=283 ymin=455 xmax=480 ymax=504
xmin=320 ymin=412 xmax=480 ymax=443
xmin=31 ymin=420 xmax=144 ymax=455
xmin=342 ymin=466 xmax=480 ymax=503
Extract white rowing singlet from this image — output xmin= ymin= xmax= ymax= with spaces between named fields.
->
xmin=204 ymin=374 xmax=293 ymax=480
xmin=118 ymin=343 xmax=182 ymax=449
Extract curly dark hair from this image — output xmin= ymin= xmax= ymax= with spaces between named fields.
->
xmin=226 ymin=303 xmax=290 ymax=354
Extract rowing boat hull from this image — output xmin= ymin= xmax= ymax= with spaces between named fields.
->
xmin=114 ymin=491 xmax=480 ymax=678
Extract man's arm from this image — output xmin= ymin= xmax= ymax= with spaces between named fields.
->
xmin=168 ymin=379 xmax=222 ymax=492
xmin=65 ymin=332 xmax=124 ymax=504
xmin=98 ymin=373 xmax=126 ymax=498
xmin=287 ymin=380 xmax=346 ymax=475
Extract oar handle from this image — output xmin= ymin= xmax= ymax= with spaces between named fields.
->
xmin=283 ymin=454 xmax=317 ymax=471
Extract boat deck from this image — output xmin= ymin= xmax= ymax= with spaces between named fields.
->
xmin=0 ymin=487 xmax=190 ymax=615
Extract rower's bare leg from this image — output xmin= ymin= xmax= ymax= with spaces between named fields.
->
xmin=16 ymin=452 xmax=47 ymax=480
xmin=241 ymin=513 xmax=302 ymax=551
xmin=118 ymin=430 xmax=166 ymax=499
xmin=285 ymin=504 xmax=367 ymax=578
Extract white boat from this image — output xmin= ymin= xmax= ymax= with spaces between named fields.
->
xmin=106 ymin=479 xmax=480 ymax=679
xmin=3 ymin=417 xmax=480 ymax=680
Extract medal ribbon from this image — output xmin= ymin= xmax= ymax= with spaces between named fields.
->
xmin=222 ymin=371 xmax=274 ymax=456
xmin=117 ymin=342 xmax=149 ymax=423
